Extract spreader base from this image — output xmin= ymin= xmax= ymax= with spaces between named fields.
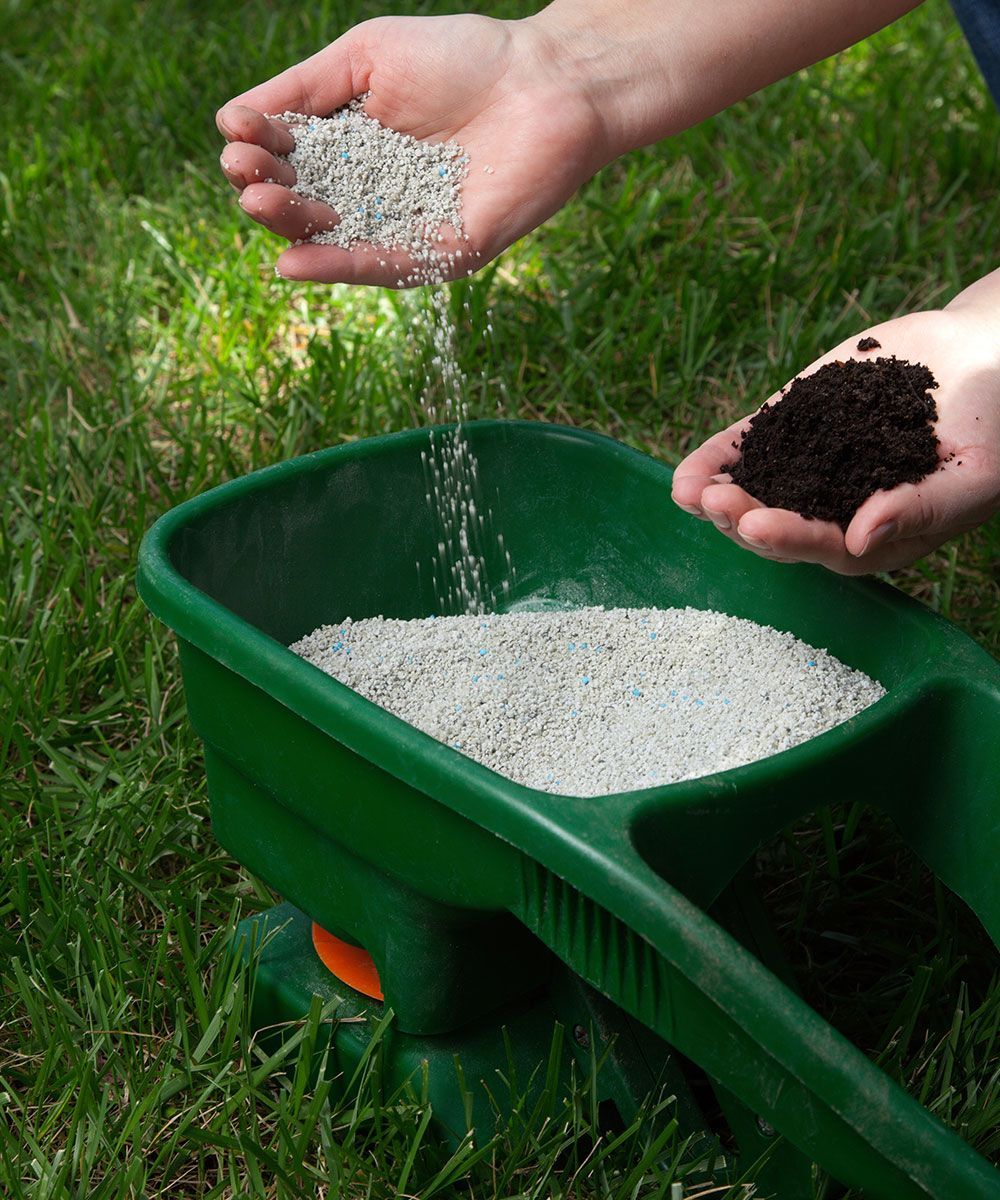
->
xmin=232 ymin=902 xmax=815 ymax=1196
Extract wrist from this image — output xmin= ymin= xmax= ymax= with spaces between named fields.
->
xmin=523 ymin=2 xmax=682 ymax=161
xmin=944 ymin=267 xmax=1000 ymax=345
xmin=526 ymin=0 xmax=924 ymax=161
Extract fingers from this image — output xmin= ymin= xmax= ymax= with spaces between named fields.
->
xmin=672 ymin=419 xmax=752 ymax=514
xmin=693 ymin=490 xmax=879 ymax=575
xmin=698 ymin=482 xmax=761 ymax=534
xmin=686 ymin=483 xmax=944 ymax=575
xmin=235 ymin=186 xmax=473 ymax=286
xmin=220 ymin=142 xmax=295 ymax=191
xmin=239 ymin=182 xmax=339 ymax=243
xmin=276 ymin=235 xmax=467 ymax=287
xmin=845 ymin=449 xmax=1000 ymax=555
xmin=674 ymin=422 xmax=748 ymax=484
xmin=674 ymin=481 xmax=798 ymax=564
xmin=671 ymin=471 xmax=724 ymax=516
xmin=276 ymin=241 xmax=408 ymax=286
xmin=737 ymin=507 xmax=848 ymax=566
xmin=216 ymin=104 xmax=295 ymax=154
xmin=677 ymin=468 xmax=989 ymax=577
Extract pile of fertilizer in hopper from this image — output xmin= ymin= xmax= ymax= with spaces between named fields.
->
xmin=290 ymin=606 xmax=884 ymax=796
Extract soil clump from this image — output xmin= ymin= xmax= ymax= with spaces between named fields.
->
xmin=726 ymin=356 xmax=940 ymax=529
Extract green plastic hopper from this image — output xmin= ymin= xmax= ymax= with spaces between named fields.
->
xmin=137 ymin=420 xmax=1000 ymax=1199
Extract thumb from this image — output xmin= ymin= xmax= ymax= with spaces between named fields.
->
xmin=845 ymin=453 xmax=996 ymax=556
xmin=227 ymin=27 xmax=370 ymax=118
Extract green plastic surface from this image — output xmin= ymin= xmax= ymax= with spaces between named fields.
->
xmin=236 ymin=903 xmax=712 ymax=1150
xmin=237 ymin=900 xmax=814 ymax=1197
xmin=138 ymin=421 xmax=1000 ymax=1199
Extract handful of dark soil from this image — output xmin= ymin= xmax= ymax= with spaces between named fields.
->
xmin=726 ymin=355 xmax=941 ymax=530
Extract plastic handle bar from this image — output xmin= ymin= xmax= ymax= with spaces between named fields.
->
xmin=514 ymin=847 xmax=1000 ymax=1200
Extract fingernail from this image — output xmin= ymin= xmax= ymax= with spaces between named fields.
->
xmin=676 ymin=503 xmax=702 ymax=516
xmin=239 ymin=193 xmax=265 ymax=220
xmin=739 ymin=531 xmax=770 ymax=550
xmin=703 ymin=508 xmax=730 ymax=530
xmin=858 ymin=520 xmax=897 ymax=556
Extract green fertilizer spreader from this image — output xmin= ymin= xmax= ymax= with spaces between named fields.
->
xmin=138 ymin=421 xmax=1000 ymax=1199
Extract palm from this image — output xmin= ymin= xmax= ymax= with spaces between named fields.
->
xmin=218 ymin=15 xmax=605 ymax=285
xmin=672 ymin=310 xmax=1000 ymax=574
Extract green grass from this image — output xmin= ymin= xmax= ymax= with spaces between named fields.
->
xmin=2 ymin=0 xmax=998 ymax=1195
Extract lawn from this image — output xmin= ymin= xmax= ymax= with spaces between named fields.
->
xmin=2 ymin=0 xmax=998 ymax=1196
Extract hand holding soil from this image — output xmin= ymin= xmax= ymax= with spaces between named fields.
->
xmin=216 ymin=14 xmax=609 ymax=285
xmin=672 ymin=295 xmax=1000 ymax=575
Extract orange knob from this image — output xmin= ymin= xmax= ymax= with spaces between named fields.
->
xmin=311 ymin=923 xmax=384 ymax=1001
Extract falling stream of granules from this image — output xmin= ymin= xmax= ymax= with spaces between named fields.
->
xmin=275 ymin=99 xmax=513 ymax=613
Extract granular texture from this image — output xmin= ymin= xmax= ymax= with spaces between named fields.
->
xmin=275 ymin=99 xmax=467 ymax=255
xmin=291 ymin=606 xmax=884 ymax=797
xmin=277 ymin=99 xmax=507 ymax=613
xmin=727 ymin=356 xmax=940 ymax=529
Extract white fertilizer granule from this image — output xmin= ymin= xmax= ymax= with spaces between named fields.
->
xmin=290 ymin=606 xmax=885 ymax=797
xmin=274 ymin=99 xmax=467 ymax=255
xmin=276 ymin=99 xmax=506 ymax=615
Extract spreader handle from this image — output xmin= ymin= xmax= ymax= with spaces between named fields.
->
xmin=514 ymin=846 xmax=1000 ymax=1200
